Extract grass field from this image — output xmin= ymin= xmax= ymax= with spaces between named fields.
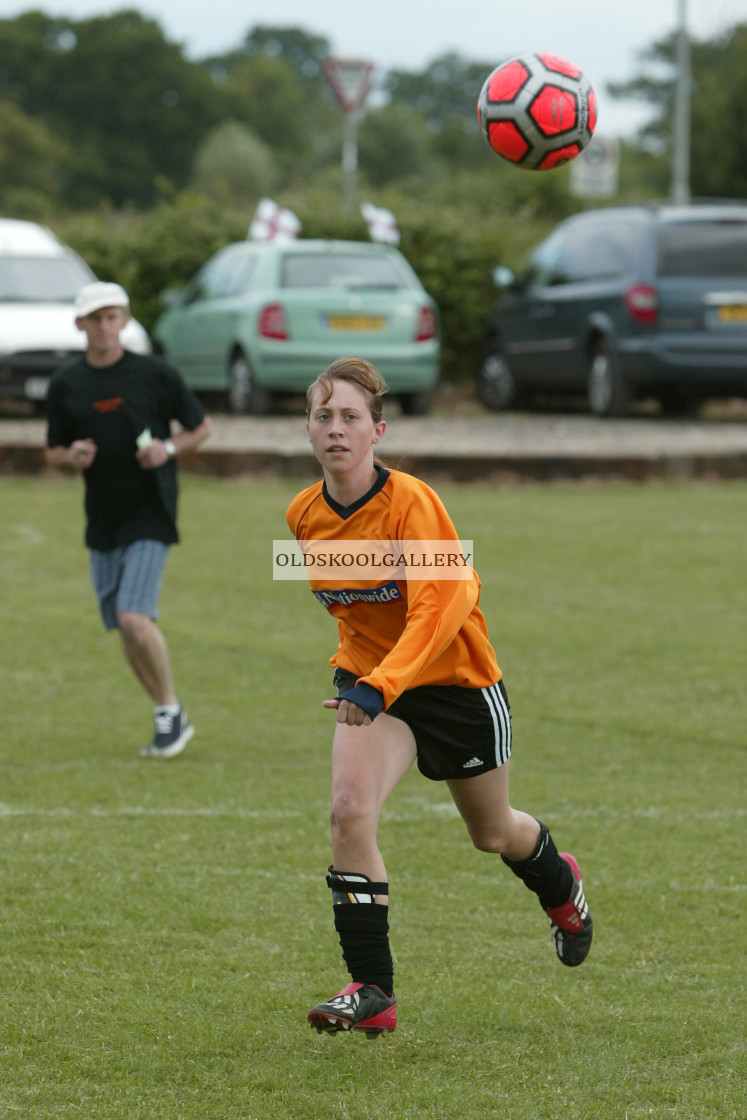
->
xmin=1 ymin=471 xmax=745 ymax=1120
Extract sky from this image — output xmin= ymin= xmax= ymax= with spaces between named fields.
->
xmin=2 ymin=0 xmax=746 ymax=137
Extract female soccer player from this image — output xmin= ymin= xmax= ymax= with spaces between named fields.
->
xmin=286 ymin=357 xmax=592 ymax=1038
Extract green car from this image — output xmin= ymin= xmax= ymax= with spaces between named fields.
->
xmin=153 ymin=239 xmax=441 ymax=415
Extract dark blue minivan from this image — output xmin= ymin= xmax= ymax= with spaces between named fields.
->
xmin=479 ymin=202 xmax=747 ymax=416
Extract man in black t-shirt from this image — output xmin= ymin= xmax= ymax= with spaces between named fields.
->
xmin=46 ymin=281 xmax=213 ymax=759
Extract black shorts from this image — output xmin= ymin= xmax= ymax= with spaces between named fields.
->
xmin=333 ymin=668 xmax=512 ymax=782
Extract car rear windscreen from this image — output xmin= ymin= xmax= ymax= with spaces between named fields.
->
xmin=281 ymin=254 xmax=408 ymax=289
xmin=657 ymin=220 xmax=747 ymax=278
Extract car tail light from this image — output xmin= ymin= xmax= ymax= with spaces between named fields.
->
xmin=414 ymin=306 xmax=438 ymax=341
xmin=259 ymin=303 xmax=289 ymax=339
xmin=624 ymin=284 xmax=659 ymax=325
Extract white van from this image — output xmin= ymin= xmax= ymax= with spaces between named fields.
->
xmin=0 ymin=219 xmax=151 ymax=408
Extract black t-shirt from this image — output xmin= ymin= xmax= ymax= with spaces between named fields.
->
xmin=46 ymin=350 xmax=206 ymax=550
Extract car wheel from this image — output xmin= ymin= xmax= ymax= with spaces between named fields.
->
xmin=477 ymin=346 xmax=522 ymax=411
xmin=587 ymin=341 xmax=630 ymax=418
xmin=399 ymin=390 xmax=433 ymax=416
xmin=229 ymin=351 xmax=272 ymax=415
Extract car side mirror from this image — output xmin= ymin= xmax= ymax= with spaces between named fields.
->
xmin=492 ymin=265 xmax=518 ymax=290
xmin=160 ymin=287 xmax=185 ymax=308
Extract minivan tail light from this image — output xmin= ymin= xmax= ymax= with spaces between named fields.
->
xmin=415 ymin=305 xmax=437 ymax=341
xmin=259 ymin=303 xmax=289 ymax=339
xmin=624 ymin=284 xmax=659 ymax=325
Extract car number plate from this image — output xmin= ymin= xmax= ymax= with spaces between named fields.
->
xmin=25 ymin=377 xmax=50 ymax=400
xmin=716 ymin=304 xmax=747 ymax=323
xmin=326 ymin=315 xmax=385 ymax=331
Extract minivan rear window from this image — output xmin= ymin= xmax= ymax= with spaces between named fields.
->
xmin=657 ymin=221 xmax=747 ymax=278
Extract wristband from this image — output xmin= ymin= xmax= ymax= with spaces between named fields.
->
xmin=339 ymin=683 xmax=385 ymax=720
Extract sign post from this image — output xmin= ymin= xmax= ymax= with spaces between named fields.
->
xmin=323 ymin=58 xmax=375 ymax=213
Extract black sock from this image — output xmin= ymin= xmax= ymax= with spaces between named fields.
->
xmin=333 ymin=903 xmax=393 ymax=995
xmin=501 ymin=820 xmax=573 ymax=910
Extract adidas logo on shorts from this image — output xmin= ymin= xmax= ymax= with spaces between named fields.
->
xmin=463 ymin=756 xmax=483 ymax=768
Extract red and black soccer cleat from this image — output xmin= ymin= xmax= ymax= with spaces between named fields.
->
xmin=308 ymin=982 xmax=397 ymax=1038
xmin=545 ymin=853 xmax=593 ymax=967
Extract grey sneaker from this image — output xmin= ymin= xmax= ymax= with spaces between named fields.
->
xmin=140 ymin=706 xmax=194 ymax=759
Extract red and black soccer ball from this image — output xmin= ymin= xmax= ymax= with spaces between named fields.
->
xmin=477 ymin=52 xmax=597 ymax=170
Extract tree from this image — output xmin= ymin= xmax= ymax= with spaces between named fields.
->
xmin=358 ymin=103 xmax=435 ymax=187
xmin=381 ymin=52 xmax=500 ymax=176
xmin=0 ymin=10 xmax=224 ymax=208
xmin=203 ymin=24 xmax=331 ymax=81
xmin=191 ymin=122 xmax=276 ymax=205
xmin=217 ymin=53 xmax=333 ymax=179
xmin=202 ymin=27 xmax=341 ymax=183
xmin=689 ymin=24 xmax=747 ymax=199
xmin=608 ymin=22 xmax=747 ymax=200
xmin=243 ymin=25 xmax=331 ymax=80
xmin=0 ymin=100 xmax=69 ymax=214
xmin=384 ymin=52 xmax=493 ymax=130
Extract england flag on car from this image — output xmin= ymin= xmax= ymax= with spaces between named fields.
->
xmin=248 ymin=199 xmax=301 ymax=243
xmin=361 ymin=202 xmax=400 ymax=245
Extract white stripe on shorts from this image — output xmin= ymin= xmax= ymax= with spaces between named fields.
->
xmin=481 ymin=682 xmax=512 ymax=766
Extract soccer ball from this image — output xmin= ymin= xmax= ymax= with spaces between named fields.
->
xmin=477 ymin=52 xmax=597 ymax=170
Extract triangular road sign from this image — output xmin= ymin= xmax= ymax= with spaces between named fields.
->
xmin=323 ymin=58 xmax=375 ymax=113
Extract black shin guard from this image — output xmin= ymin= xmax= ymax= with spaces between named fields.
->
xmin=501 ymin=821 xmax=573 ymax=910
xmin=327 ymin=868 xmax=394 ymax=995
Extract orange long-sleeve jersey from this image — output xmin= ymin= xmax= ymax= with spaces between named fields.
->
xmin=285 ymin=466 xmax=501 ymax=710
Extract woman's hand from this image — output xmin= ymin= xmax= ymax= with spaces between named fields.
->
xmin=323 ymin=698 xmax=372 ymax=726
